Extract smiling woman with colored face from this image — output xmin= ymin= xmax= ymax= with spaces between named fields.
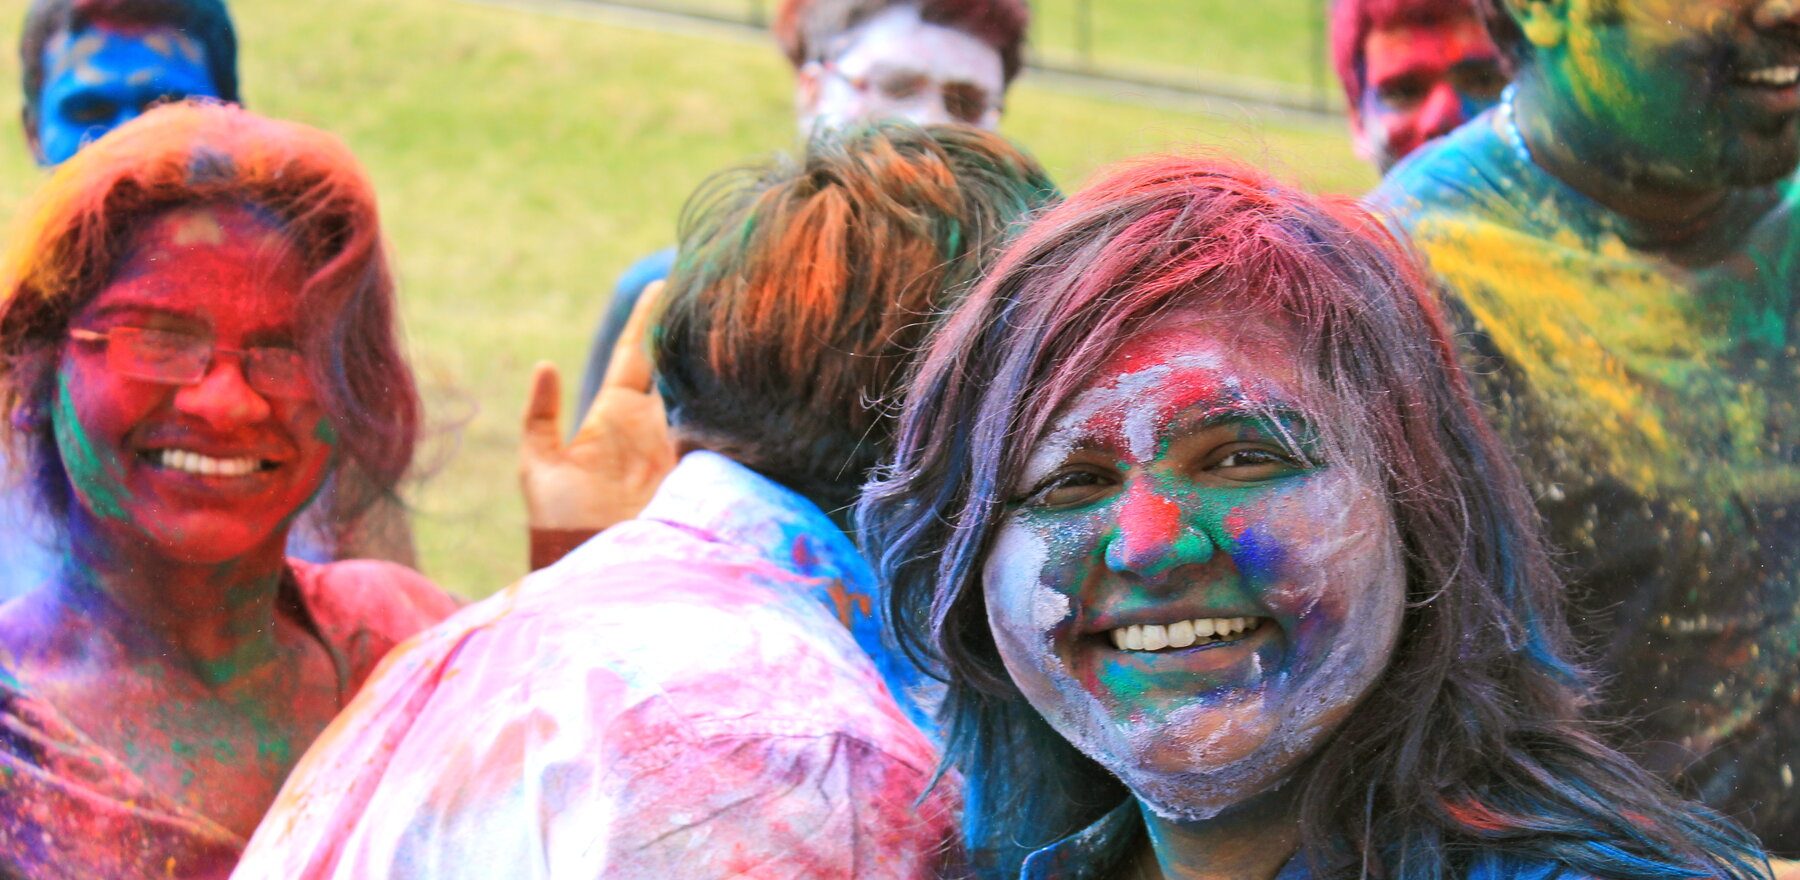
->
xmin=858 ymin=157 xmax=1774 ymax=880
xmin=0 ymin=102 xmax=457 ymax=879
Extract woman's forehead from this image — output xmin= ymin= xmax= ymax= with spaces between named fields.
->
xmin=1046 ymin=312 xmax=1311 ymax=439
xmin=124 ymin=203 xmax=290 ymax=258
xmin=83 ymin=203 xmax=304 ymax=325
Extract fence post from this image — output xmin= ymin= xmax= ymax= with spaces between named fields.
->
xmin=1311 ymin=0 xmax=1327 ymax=111
xmin=1076 ymin=0 xmax=1092 ymax=69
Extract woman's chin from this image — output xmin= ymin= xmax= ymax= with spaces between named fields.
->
xmin=1123 ymin=755 xmax=1302 ymax=823
xmin=125 ymin=518 xmax=289 ymax=565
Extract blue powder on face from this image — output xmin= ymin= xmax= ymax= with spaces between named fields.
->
xmin=1232 ymin=522 xmax=1285 ymax=584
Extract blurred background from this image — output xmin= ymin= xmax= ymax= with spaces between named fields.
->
xmin=0 ymin=0 xmax=1369 ymax=598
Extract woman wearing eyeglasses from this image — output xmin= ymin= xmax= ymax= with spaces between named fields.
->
xmin=0 ymin=101 xmax=458 ymax=879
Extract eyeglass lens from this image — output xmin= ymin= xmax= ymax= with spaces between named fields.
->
xmin=100 ymin=327 xmax=313 ymax=399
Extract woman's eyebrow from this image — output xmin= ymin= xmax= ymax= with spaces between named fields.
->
xmin=79 ymin=303 xmax=196 ymax=325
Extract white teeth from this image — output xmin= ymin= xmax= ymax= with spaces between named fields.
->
xmin=1107 ymin=617 xmax=1261 ymax=652
xmin=1141 ymin=624 xmax=1169 ymax=651
xmin=155 ymin=448 xmax=262 ymax=477
xmin=1743 ymin=65 xmax=1800 ymax=85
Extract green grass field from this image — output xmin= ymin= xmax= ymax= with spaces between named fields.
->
xmin=0 ymin=0 xmax=1370 ymax=597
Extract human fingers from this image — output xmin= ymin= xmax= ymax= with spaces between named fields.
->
xmin=601 ymin=280 xmax=665 ymax=396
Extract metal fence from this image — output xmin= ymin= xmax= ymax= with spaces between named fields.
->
xmin=565 ymin=0 xmax=1340 ymax=116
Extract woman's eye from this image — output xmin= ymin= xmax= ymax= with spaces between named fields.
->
xmin=1023 ymin=469 xmax=1114 ymax=509
xmin=1209 ymin=447 xmax=1302 ymax=481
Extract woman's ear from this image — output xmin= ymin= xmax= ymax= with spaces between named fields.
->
xmin=1506 ymin=0 xmax=1569 ymax=50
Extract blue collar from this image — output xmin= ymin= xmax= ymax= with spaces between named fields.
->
xmin=640 ymin=450 xmax=871 ymax=588
xmin=638 ymin=451 xmax=939 ymax=736
xmin=1018 ymin=802 xmax=1314 ymax=880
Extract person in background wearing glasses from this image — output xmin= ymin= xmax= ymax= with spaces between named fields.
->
xmin=554 ymin=0 xmax=1030 ymax=529
xmin=0 ymin=101 xmax=459 ymax=878
xmin=1328 ymin=0 xmax=1511 ymax=174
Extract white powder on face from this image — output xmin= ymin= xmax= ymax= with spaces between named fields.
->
xmin=802 ymin=5 xmax=1007 ymax=133
xmin=1024 ymin=352 xmax=1234 ymax=487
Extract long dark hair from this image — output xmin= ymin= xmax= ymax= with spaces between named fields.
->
xmin=856 ymin=155 xmax=1770 ymax=880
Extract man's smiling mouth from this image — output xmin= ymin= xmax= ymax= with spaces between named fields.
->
xmin=139 ymin=447 xmax=278 ymax=477
xmin=1109 ymin=616 xmax=1265 ymax=652
xmin=1736 ymin=64 xmax=1800 ymax=87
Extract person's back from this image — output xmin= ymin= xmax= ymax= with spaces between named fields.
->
xmin=234 ymin=450 xmax=958 ymax=878
xmin=235 ymin=123 xmax=1059 ymax=879
xmin=1371 ymin=0 xmax=1800 ymax=851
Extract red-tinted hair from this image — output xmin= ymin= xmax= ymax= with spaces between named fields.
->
xmin=654 ymin=123 xmax=1056 ymax=510
xmin=858 ymin=155 xmax=1768 ymax=879
xmin=773 ymin=0 xmax=1029 ymax=84
xmin=20 ymin=0 xmax=241 ymax=132
xmin=1329 ymin=0 xmax=1486 ymax=113
xmin=0 ymin=100 xmax=417 ymax=522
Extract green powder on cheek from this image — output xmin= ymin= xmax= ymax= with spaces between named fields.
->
xmin=52 ymin=373 xmax=130 ymax=521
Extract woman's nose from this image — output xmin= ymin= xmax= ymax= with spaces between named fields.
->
xmin=172 ymin=355 xmax=272 ymax=428
xmin=1103 ymin=480 xmax=1216 ymax=583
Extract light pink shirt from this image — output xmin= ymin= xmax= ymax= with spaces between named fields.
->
xmin=234 ymin=452 xmax=961 ymax=879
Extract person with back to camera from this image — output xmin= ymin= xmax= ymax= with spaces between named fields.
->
xmin=0 ymin=101 xmax=460 ymax=879
xmin=857 ymin=155 xmax=1777 ymax=880
xmin=231 ymin=123 xmax=1059 ymax=879
xmin=1370 ymin=0 xmax=1800 ymax=856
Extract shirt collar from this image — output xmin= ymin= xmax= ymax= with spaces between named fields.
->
xmin=638 ymin=450 xmax=873 ymax=589
xmin=1019 ymin=801 xmax=1312 ymax=880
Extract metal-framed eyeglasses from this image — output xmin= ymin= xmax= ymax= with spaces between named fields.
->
xmin=69 ymin=327 xmax=314 ymax=400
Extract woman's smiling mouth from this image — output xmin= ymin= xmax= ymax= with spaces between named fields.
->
xmin=139 ymin=447 xmax=280 ymax=478
xmin=1107 ymin=616 xmax=1267 ymax=652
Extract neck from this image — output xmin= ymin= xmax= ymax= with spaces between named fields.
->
xmin=1135 ymin=785 xmax=1302 ymax=880
xmin=58 ymin=510 xmax=292 ymax=686
xmin=1513 ymin=74 xmax=1734 ymax=238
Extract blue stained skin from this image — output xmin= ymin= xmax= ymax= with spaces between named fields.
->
xmin=1230 ymin=522 xmax=1285 ymax=585
xmin=35 ymin=25 xmax=219 ymax=166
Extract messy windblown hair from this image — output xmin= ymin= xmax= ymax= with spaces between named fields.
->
xmin=857 ymin=155 xmax=1770 ymax=880
xmin=654 ymin=122 xmax=1057 ymax=513
xmin=0 ymin=100 xmax=418 ymax=530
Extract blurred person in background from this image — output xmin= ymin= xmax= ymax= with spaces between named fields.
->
xmin=0 ymin=0 xmax=418 ymax=607
xmin=20 ymin=0 xmax=237 ymax=167
xmin=1330 ymin=0 xmax=1511 ymax=174
xmin=232 ymin=124 xmax=1057 ymax=880
xmin=0 ymin=101 xmax=458 ymax=879
xmin=570 ymin=0 xmax=1031 ymax=444
xmin=1372 ymin=0 xmax=1800 ymax=857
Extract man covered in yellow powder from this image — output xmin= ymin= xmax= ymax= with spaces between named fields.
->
xmin=1371 ymin=0 xmax=1800 ymax=856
